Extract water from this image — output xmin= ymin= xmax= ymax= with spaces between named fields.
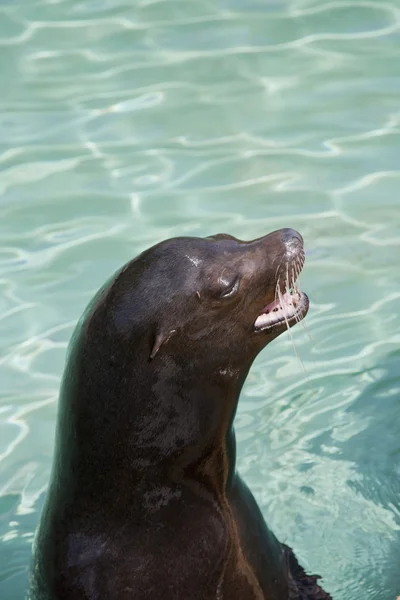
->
xmin=1 ymin=0 xmax=400 ymax=598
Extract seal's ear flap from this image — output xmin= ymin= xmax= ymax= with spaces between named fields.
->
xmin=150 ymin=329 xmax=176 ymax=360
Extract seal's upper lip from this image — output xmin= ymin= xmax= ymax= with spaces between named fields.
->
xmin=253 ymin=241 xmax=308 ymax=333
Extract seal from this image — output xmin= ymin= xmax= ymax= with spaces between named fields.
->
xmin=29 ymin=228 xmax=332 ymax=600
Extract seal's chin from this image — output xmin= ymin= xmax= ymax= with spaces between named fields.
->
xmin=254 ymin=290 xmax=309 ymax=333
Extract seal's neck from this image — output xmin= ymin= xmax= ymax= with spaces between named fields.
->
xmin=54 ymin=346 xmax=250 ymax=504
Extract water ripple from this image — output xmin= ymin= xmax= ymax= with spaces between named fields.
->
xmin=1 ymin=0 xmax=400 ymax=598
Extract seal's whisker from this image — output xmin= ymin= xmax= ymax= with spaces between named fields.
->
xmin=280 ymin=259 xmax=310 ymax=375
xmin=295 ymin=259 xmax=300 ymax=280
xmin=277 ymin=287 xmax=307 ymax=375
xmin=275 ymin=278 xmax=280 ymax=306
xmin=290 ymin=258 xmax=315 ymax=347
xmin=285 ymin=267 xmax=291 ymax=305
xmin=286 ymin=263 xmax=290 ymax=293
xmin=274 ymin=254 xmax=286 ymax=288
xmin=298 ymin=318 xmax=315 ymax=345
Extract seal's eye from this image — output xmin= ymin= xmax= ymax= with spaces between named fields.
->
xmin=220 ymin=276 xmax=240 ymax=299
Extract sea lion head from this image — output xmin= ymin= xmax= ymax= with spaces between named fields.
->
xmin=98 ymin=227 xmax=309 ymax=372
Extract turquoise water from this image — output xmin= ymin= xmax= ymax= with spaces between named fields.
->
xmin=1 ymin=0 xmax=400 ymax=598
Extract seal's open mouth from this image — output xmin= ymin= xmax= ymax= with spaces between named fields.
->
xmin=254 ymin=290 xmax=308 ymax=332
xmin=254 ymin=245 xmax=308 ymax=333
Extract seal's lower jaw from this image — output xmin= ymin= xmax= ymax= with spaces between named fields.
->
xmin=254 ymin=291 xmax=309 ymax=333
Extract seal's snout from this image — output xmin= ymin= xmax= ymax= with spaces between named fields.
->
xmin=253 ymin=227 xmax=308 ymax=335
xmin=280 ymin=228 xmax=303 ymax=246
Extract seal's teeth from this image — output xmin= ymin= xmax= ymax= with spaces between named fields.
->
xmin=254 ymin=312 xmax=275 ymax=328
xmin=255 ymin=290 xmax=304 ymax=330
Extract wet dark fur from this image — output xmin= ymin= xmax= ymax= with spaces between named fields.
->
xmin=29 ymin=230 xmax=332 ymax=599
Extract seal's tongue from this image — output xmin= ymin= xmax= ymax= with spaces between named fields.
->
xmin=254 ymin=291 xmax=300 ymax=329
